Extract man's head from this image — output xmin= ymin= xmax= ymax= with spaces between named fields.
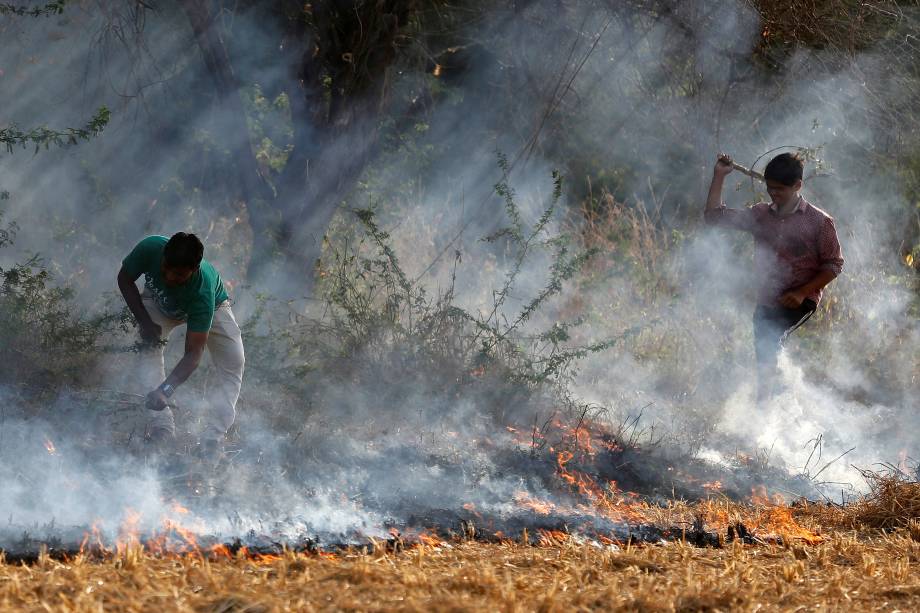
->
xmin=161 ymin=232 xmax=204 ymax=286
xmin=764 ymin=153 xmax=804 ymax=209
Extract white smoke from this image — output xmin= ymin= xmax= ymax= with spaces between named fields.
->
xmin=0 ymin=0 xmax=918 ymax=551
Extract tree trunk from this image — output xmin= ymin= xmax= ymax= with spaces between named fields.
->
xmin=274 ymin=1 xmax=413 ymax=296
xmin=182 ymin=0 xmax=415 ymax=295
xmin=178 ymin=0 xmax=274 ymax=263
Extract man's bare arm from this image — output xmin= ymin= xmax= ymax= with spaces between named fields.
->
xmin=165 ymin=331 xmax=208 ymax=387
xmin=117 ymin=266 xmax=160 ymax=342
xmin=706 ymin=154 xmax=734 ymax=211
xmin=146 ymin=331 xmax=208 ymax=410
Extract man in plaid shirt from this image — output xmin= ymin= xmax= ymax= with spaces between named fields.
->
xmin=704 ymin=153 xmax=844 ymax=402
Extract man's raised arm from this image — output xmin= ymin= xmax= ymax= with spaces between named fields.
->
xmin=703 ymin=154 xmax=756 ymax=232
xmin=706 ymin=154 xmax=734 ymax=212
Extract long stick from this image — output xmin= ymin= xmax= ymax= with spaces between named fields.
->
xmin=729 ymin=161 xmax=765 ymax=182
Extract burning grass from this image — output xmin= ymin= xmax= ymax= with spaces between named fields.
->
xmin=5 ymin=471 xmax=920 ymax=610
xmin=2 ymin=171 xmax=918 ymax=610
xmin=4 ymin=524 xmax=920 ymax=612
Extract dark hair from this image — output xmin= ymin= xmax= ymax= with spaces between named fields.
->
xmin=163 ymin=232 xmax=204 ymax=269
xmin=763 ymin=153 xmax=804 ymax=186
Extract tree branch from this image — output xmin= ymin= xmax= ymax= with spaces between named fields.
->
xmin=0 ymin=1 xmax=66 ymax=17
xmin=1 ymin=107 xmax=110 ymax=154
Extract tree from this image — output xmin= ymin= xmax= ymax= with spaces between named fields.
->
xmin=0 ymin=1 xmax=110 ymax=189
xmin=175 ymin=0 xmax=416 ymax=290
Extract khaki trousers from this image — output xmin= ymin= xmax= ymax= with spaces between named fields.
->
xmin=139 ymin=294 xmax=245 ymax=442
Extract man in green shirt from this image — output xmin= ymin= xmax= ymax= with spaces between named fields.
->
xmin=118 ymin=232 xmax=245 ymax=458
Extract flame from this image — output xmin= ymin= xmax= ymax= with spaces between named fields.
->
xmin=43 ymin=438 xmax=56 ymax=455
xmin=597 ymin=534 xmax=619 ymax=546
xmin=748 ymin=487 xmax=824 ymax=544
xmin=58 ymin=410 xmax=831 ymax=560
xmin=79 ymin=521 xmax=106 ymax=556
xmin=70 ymin=505 xmax=351 ymax=561
xmin=750 ymin=485 xmax=784 ymax=506
xmin=759 ymin=506 xmax=824 ymax=545
xmin=417 ymin=532 xmax=443 ymax=547
xmin=514 ymin=490 xmax=555 ymax=515
xmin=209 ymin=544 xmax=233 ymax=559
xmin=550 ymin=447 xmax=649 ymax=523
xmin=462 ymin=502 xmax=484 ymax=521
xmin=505 ymin=424 xmax=545 ymax=449
xmin=170 ymin=521 xmax=201 ymax=554
xmin=115 ymin=509 xmax=143 ymax=557
xmin=702 ymin=481 xmax=723 ymax=492
xmin=698 ymin=500 xmax=731 ymax=527
xmin=537 ymin=529 xmax=569 ymax=546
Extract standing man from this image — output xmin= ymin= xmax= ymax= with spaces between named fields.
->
xmin=704 ymin=153 xmax=844 ymax=402
xmin=117 ymin=232 xmax=244 ymax=459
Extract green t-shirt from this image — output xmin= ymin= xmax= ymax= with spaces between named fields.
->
xmin=122 ymin=235 xmax=230 ymax=332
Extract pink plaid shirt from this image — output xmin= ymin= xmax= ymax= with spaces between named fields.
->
xmin=704 ymin=196 xmax=844 ymax=306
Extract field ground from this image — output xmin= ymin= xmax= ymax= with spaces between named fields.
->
xmin=4 ymin=507 xmax=920 ymax=612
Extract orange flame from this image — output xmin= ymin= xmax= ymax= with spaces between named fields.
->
xmin=748 ymin=487 xmax=824 ymax=544
xmin=513 ymin=490 xmax=555 ymax=515
xmin=537 ymin=529 xmax=568 ymax=546
xmin=702 ymin=481 xmax=723 ymax=492
xmin=759 ymin=506 xmax=824 ymax=545
xmin=115 ymin=509 xmax=143 ymax=556
xmin=209 ymin=544 xmax=233 ymax=559
xmin=750 ymin=485 xmax=785 ymax=506
xmin=418 ymin=532 xmax=443 ymax=547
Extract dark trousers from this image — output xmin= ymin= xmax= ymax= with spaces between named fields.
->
xmin=753 ymin=299 xmax=817 ymax=401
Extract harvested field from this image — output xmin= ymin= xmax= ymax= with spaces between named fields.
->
xmin=5 ymin=481 xmax=920 ymax=612
xmin=3 ymin=528 xmax=920 ymax=612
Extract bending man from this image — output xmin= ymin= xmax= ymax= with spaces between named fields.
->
xmin=117 ymin=232 xmax=244 ymax=457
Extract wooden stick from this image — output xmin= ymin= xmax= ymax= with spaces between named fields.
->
xmin=729 ymin=161 xmax=765 ymax=182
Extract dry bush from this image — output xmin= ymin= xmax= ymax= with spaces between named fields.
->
xmin=575 ymin=189 xmax=678 ymax=301
xmin=753 ymin=0 xmax=899 ymax=52
xmin=854 ymin=474 xmax=920 ymax=530
xmin=797 ymin=472 xmax=920 ymax=532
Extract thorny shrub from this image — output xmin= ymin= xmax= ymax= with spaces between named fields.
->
xmin=233 ymin=170 xmax=814 ymax=501
xmin=240 ymin=165 xmax=636 ymax=460
xmin=0 ymin=205 xmax=125 ymax=399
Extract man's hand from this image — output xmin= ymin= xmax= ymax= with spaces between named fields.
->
xmin=713 ymin=153 xmax=734 ymax=178
xmin=146 ymin=388 xmax=169 ymax=411
xmin=139 ymin=321 xmax=163 ymax=345
xmin=779 ymin=288 xmax=808 ymax=309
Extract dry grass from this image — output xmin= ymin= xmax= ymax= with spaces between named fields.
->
xmin=7 ymin=485 xmax=920 ymax=612
xmin=794 ymin=475 xmax=920 ymax=532
xmin=4 ymin=528 xmax=920 ymax=612
xmin=4 ymin=476 xmax=920 ymax=611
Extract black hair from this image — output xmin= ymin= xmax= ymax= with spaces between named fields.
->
xmin=163 ymin=232 xmax=204 ymax=269
xmin=763 ymin=153 xmax=804 ymax=186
